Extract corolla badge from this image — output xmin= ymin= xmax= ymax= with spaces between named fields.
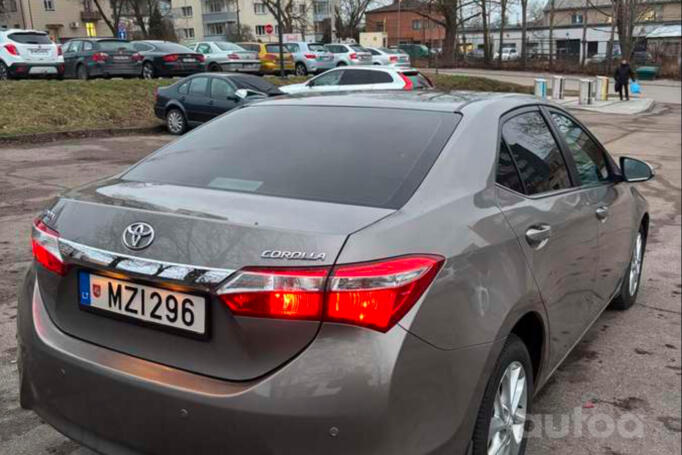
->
xmin=122 ymin=222 xmax=155 ymax=250
xmin=261 ymin=250 xmax=326 ymax=261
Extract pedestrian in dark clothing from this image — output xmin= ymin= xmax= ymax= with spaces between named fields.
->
xmin=614 ymin=60 xmax=636 ymax=101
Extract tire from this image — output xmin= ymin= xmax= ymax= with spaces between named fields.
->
xmin=610 ymin=226 xmax=646 ymax=310
xmin=472 ymin=334 xmax=533 ymax=455
xmin=77 ymin=64 xmax=89 ymax=80
xmin=0 ymin=61 xmax=8 ymax=80
xmin=166 ymin=108 xmax=187 ymax=135
xmin=209 ymin=63 xmax=221 ymax=72
xmin=294 ymin=62 xmax=308 ymax=76
xmin=142 ymin=62 xmax=155 ymax=80
xmin=337 ymin=61 xmax=347 ymax=67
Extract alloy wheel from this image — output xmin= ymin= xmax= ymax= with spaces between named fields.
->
xmin=142 ymin=63 xmax=154 ymax=79
xmin=166 ymin=110 xmax=185 ymax=134
xmin=295 ymin=63 xmax=307 ymax=76
xmin=488 ymin=361 xmax=527 ymax=455
xmin=0 ymin=62 xmax=8 ymax=80
xmin=629 ymin=233 xmax=643 ymax=296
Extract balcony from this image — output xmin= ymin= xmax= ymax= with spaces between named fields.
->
xmin=81 ymin=10 xmax=102 ymax=22
xmin=202 ymin=11 xmax=237 ymax=24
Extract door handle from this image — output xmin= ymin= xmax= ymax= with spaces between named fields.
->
xmin=595 ymin=206 xmax=609 ymax=222
xmin=525 ymin=224 xmax=552 ymax=249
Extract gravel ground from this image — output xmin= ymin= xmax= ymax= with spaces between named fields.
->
xmin=0 ymin=105 xmax=680 ymax=455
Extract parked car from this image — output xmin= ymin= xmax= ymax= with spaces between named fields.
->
xmin=237 ymin=42 xmax=295 ymax=74
xmin=192 ymin=41 xmax=260 ymax=74
xmin=132 ymin=40 xmax=205 ymax=79
xmin=324 ymin=43 xmax=372 ymax=66
xmin=62 ymin=38 xmax=143 ymax=80
xmin=398 ymin=43 xmax=430 ymax=59
xmin=0 ymin=28 xmax=63 ymax=80
xmin=466 ymin=48 xmax=486 ymax=60
xmin=154 ymin=72 xmax=282 ymax=134
xmin=18 ymin=91 xmax=652 ymax=455
xmin=284 ymin=41 xmax=334 ymax=76
xmin=279 ymin=66 xmax=432 ymax=94
xmin=495 ymin=48 xmax=520 ymax=61
xmin=366 ymin=47 xmax=411 ymax=67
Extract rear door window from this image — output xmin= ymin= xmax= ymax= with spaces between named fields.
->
xmin=210 ymin=78 xmax=235 ymax=98
xmin=189 ymin=77 xmax=209 ymax=96
xmin=83 ymin=41 xmax=94 ymax=52
xmin=502 ymin=111 xmax=572 ymax=195
xmin=311 ymin=70 xmax=343 ymax=86
xmin=497 ymin=139 xmax=525 ymax=194
xmin=124 ymin=106 xmax=461 ymax=208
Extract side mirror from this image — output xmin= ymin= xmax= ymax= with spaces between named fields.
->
xmin=620 ymin=157 xmax=654 ymax=182
xmin=235 ymin=88 xmax=266 ymax=100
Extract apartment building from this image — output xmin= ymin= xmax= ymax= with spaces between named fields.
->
xmin=171 ymin=0 xmax=331 ymax=45
xmin=1 ymin=0 xmax=114 ymax=41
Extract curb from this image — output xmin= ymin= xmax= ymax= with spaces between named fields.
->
xmin=0 ymin=125 xmax=167 ymax=146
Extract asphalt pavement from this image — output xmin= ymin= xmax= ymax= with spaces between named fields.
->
xmin=0 ymin=105 xmax=680 ymax=454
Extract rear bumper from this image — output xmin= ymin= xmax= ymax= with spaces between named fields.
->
xmin=261 ymin=61 xmax=295 ymax=73
xmin=219 ymin=61 xmax=262 ymax=73
xmin=157 ymin=62 xmax=205 ymax=77
xmin=18 ymin=269 xmax=495 ymax=455
xmin=304 ymin=59 xmax=335 ymax=72
xmin=8 ymin=62 xmax=64 ymax=78
xmin=88 ymin=62 xmax=141 ymax=78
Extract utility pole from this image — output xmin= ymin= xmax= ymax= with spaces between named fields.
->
xmin=330 ymin=0 xmax=336 ymax=42
xmin=236 ymin=0 xmax=241 ymax=38
xmin=276 ymin=0 xmax=285 ymax=78
xmin=397 ymin=0 xmax=401 ymax=46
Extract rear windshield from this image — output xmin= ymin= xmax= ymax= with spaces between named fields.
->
xmin=308 ymin=44 xmax=326 ymax=52
xmin=152 ymin=42 xmax=194 ymax=53
xmin=350 ymin=45 xmax=368 ymax=52
xmin=9 ymin=32 xmax=52 ymax=44
xmin=124 ymin=106 xmax=459 ymax=208
xmin=238 ymin=43 xmax=259 ymax=52
xmin=229 ymin=74 xmax=281 ymax=95
xmin=216 ymin=42 xmax=244 ymax=51
xmin=97 ymin=40 xmax=135 ymax=52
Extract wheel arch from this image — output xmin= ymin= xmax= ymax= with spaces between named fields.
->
xmin=165 ymin=101 xmax=187 ymax=118
xmin=641 ymin=212 xmax=650 ymax=239
xmin=508 ymin=311 xmax=546 ymax=384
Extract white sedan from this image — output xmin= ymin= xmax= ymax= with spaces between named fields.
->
xmin=279 ymin=66 xmax=433 ymax=94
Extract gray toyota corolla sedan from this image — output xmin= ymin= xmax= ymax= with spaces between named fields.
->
xmin=17 ymin=92 xmax=653 ymax=455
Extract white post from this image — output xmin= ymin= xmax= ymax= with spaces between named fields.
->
xmin=534 ymin=78 xmax=547 ymax=98
xmin=552 ymin=76 xmax=564 ymax=100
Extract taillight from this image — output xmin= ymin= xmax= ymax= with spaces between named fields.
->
xmin=57 ymin=45 xmax=63 ymax=56
xmin=263 ymin=53 xmax=276 ymax=61
xmin=349 ymin=52 xmax=357 ymax=60
xmin=304 ymin=53 xmax=316 ymax=59
xmin=132 ymin=53 xmax=143 ymax=62
xmin=163 ymin=54 xmax=179 ymax=62
xmin=4 ymin=43 xmax=19 ymax=56
xmin=398 ymin=72 xmax=414 ymax=90
xmin=218 ymin=267 xmax=328 ymax=320
xmin=326 ymin=255 xmax=443 ymax=332
xmin=92 ymin=52 xmax=109 ymax=62
xmin=218 ymin=255 xmax=443 ymax=332
xmin=389 ymin=55 xmax=398 ymax=63
xmin=31 ymin=219 xmax=67 ymax=276
xmin=196 ymin=54 xmax=205 ymax=62
xmin=228 ymin=53 xmax=240 ymax=60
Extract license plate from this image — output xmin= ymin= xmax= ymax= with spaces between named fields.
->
xmin=113 ymin=56 xmax=130 ymax=61
xmin=29 ymin=66 xmax=57 ymax=74
xmin=183 ymin=58 xmax=196 ymax=63
xmin=78 ymin=272 xmax=206 ymax=335
xmin=30 ymin=48 xmax=49 ymax=54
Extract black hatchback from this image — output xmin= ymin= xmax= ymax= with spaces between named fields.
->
xmin=62 ymin=38 xmax=142 ymax=80
xmin=133 ymin=40 xmax=205 ymax=79
xmin=154 ymin=73 xmax=283 ymax=134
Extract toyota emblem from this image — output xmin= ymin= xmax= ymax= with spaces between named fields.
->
xmin=122 ymin=222 xmax=155 ymax=250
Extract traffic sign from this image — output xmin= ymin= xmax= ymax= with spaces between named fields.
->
xmin=265 ymin=24 xmax=274 ymax=35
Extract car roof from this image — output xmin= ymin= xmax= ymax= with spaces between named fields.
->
xmin=1 ymin=29 xmax=49 ymax=35
xmin=251 ymin=90 xmax=542 ymax=113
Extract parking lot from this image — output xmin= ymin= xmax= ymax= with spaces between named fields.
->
xmin=0 ymin=104 xmax=680 ymax=454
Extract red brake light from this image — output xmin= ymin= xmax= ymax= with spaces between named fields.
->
xmin=304 ymin=53 xmax=316 ymax=59
xmin=389 ymin=55 xmax=398 ymax=62
xmin=57 ymin=45 xmax=63 ymax=56
xmin=218 ymin=255 xmax=443 ymax=332
xmin=31 ymin=219 xmax=68 ymax=276
xmin=163 ymin=54 xmax=179 ymax=62
xmin=326 ymin=255 xmax=443 ymax=332
xmin=228 ymin=53 xmax=240 ymax=60
xmin=218 ymin=267 xmax=328 ymax=319
xmin=398 ymin=72 xmax=414 ymax=91
xmin=92 ymin=52 xmax=109 ymax=62
xmin=4 ymin=43 xmax=19 ymax=56
xmin=349 ymin=52 xmax=358 ymax=60
xmin=196 ymin=54 xmax=205 ymax=62
xmin=132 ymin=53 xmax=143 ymax=62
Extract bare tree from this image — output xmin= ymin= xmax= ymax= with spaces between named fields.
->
xmin=548 ymin=0 xmax=555 ymax=69
xmin=611 ymin=0 xmax=653 ymax=60
xmin=520 ymin=0 xmax=529 ymax=67
xmin=580 ymin=0 xmax=588 ymax=65
xmin=333 ymin=0 xmax=373 ymax=40
xmin=261 ymin=0 xmax=311 ymax=34
xmin=497 ymin=0 xmax=508 ymax=66
xmin=91 ymin=0 xmax=127 ymax=36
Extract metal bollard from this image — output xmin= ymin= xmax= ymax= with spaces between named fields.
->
xmin=534 ymin=79 xmax=547 ymax=99
xmin=595 ymin=76 xmax=609 ymax=101
xmin=579 ymin=79 xmax=594 ymax=105
xmin=552 ymin=76 xmax=565 ymax=100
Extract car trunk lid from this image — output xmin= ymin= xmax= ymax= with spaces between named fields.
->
xmin=8 ymin=32 xmax=58 ymax=62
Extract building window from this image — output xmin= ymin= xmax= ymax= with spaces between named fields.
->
xmin=571 ymin=13 xmax=583 ymax=24
xmin=375 ymin=21 xmax=384 ymax=32
xmin=43 ymin=0 xmax=55 ymax=11
xmin=255 ymin=25 xmax=265 ymax=35
xmin=85 ymin=22 xmax=97 ymax=37
xmin=181 ymin=28 xmax=195 ymax=38
xmin=254 ymin=2 xmax=266 ymax=14
xmin=313 ymin=1 xmax=328 ymax=15
xmin=412 ymin=19 xmax=422 ymax=30
xmin=181 ymin=6 xmax=192 ymax=16
xmin=207 ymin=0 xmax=224 ymax=13
xmin=4 ymin=0 xmax=17 ymax=12
xmin=641 ymin=9 xmax=656 ymax=21
xmin=207 ymin=22 xmax=226 ymax=35
xmin=299 ymin=3 xmax=305 ymax=14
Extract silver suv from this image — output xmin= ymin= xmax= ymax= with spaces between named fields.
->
xmin=285 ymin=41 xmax=334 ymax=75
xmin=0 ymin=29 xmax=63 ymax=80
xmin=324 ymin=43 xmax=372 ymax=67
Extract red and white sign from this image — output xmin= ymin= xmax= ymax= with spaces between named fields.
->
xmin=265 ymin=24 xmax=274 ymax=35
